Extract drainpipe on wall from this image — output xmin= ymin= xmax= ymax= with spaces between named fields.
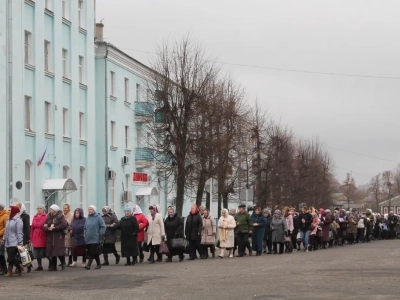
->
xmin=7 ymin=0 xmax=13 ymax=205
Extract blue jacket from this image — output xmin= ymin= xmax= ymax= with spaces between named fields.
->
xmin=251 ymin=213 xmax=266 ymax=231
xmin=4 ymin=216 xmax=23 ymax=248
xmin=84 ymin=212 xmax=106 ymax=245
xmin=71 ymin=208 xmax=86 ymax=247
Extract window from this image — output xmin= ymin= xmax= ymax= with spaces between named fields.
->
xmin=110 ymin=71 xmax=115 ymax=96
xmin=111 ymin=121 xmax=116 ymax=146
xmin=25 ymin=96 xmax=32 ymax=131
xmin=79 ymin=112 xmax=85 ymax=139
xmin=45 ymin=0 xmax=52 ymax=10
xmin=125 ymin=126 xmax=129 ymax=149
xmin=62 ymin=0 xmax=69 ymax=19
xmin=62 ymin=108 xmax=68 ymax=137
xmin=125 ymin=174 xmax=130 ymax=190
xmin=124 ymin=78 xmax=129 ymax=102
xmin=63 ymin=165 xmax=71 ymax=204
xmin=25 ymin=161 xmax=32 ymax=215
xmin=62 ymin=49 xmax=68 ymax=78
xmin=109 ymin=178 xmax=115 ymax=211
xmin=136 ymin=83 xmax=141 ymax=101
xmin=147 ymin=89 xmax=152 ymax=101
xmin=397 ymin=207 xmax=400 ymax=215
xmin=80 ymin=167 xmax=85 ymax=208
xmin=78 ymin=0 xmax=84 ymax=28
xmin=79 ymin=56 xmax=84 ymax=83
xmin=44 ymin=40 xmax=51 ymax=72
xmin=24 ymin=31 xmax=32 ymax=64
xmin=45 ymin=102 xmax=52 ymax=134
xmin=147 ymin=132 xmax=151 ymax=147
xmin=136 ymin=128 xmax=141 ymax=147
xmin=384 ymin=207 xmax=388 ymax=214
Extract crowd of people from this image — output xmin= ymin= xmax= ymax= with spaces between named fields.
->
xmin=0 ymin=202 xmax=398 ymax=277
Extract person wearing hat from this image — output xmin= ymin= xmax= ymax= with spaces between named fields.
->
xmin=101 ymin=206 xmax=120 ymax=266
xmin=84 ymin=205 xmax=106 ymax=269
xmin=234 ymin=204 xmax=253 ymax=257
xmin=43 ymin=204 xmax=68 ymax=271
xmin=118 ymin=207 xmax=139 ymax=265
xmin=0 ymin=203 xmax=8 ymax=275
xmin=270 ymin=210 xmax=288 ymax=254
xmin=30 ymin=204 xmax=49 ymax=271
xmin=146 ymin=205 xmax=165 ymax=263
xmin=3 ymin=206 xmax=24 ymax=276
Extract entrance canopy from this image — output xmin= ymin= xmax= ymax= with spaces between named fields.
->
xmin=136 ymin=187 xmax=158 ymax=196
xmin=43 ymin=179 xmax=77 ymax=191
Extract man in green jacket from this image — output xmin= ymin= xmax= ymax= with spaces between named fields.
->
xmin=234 ymin=204 xmax=253 ymax=257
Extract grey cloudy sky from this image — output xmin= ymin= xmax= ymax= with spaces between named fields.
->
xmin=96 ymin=0 xmax=400 ymax=186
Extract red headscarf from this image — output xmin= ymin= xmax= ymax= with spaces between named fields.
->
xmin=320 ymin=208 xmax=326 ymax=216
xmin=9 ymin=206 xmax=20 ymax=220
xmin=190 ymin=205 xmax=199 ymax=215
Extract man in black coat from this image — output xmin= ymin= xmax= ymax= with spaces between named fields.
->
xmin=263 ymin=209 xmax=272 ymax=254
xmin=185 ymin=205 xmax=203 ymax=260
xmin=387 ymin=211 xmax=398 ymax=240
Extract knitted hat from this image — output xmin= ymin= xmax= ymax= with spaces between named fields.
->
xmin=50 ymin=204 xmax=60 ymax=212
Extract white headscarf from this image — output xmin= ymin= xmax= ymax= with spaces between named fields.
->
xmin=89 ymin=205 xmax=97 ymax=212
xmin=50 ymin=204 xmax=60 ymax=212
xmin=133 ymin=204 xmax=143 ymax=215
xmin=222 ymin=208 xmax=229 ymax=217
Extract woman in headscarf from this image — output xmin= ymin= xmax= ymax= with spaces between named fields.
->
xmin=30 ymin=204 xmax=49 ymax=271
xmin=335 ymin=209 xmax=348 ymax=246
xmin=347 ymin=211 xmax=358 ymax=245
xmin=70 ymin=208 xmax=87 ymax=267
xmin=0 ymin=203 xmax=8 ymax=275
xmin=84 ymin=205 xmax=106 ymax=270
xmin=62 ymin=204 xmax=73 ymax=266
xmin=217 ymin=208 xmax=236 ymax=258
xmin=3 ymin=206 xmax=24 ymax=276
xmin=164 ymin=206 xmax=185 ymax=262
xmin=101 ymin=206 xmax=120 ymax=265
xmin=251 ymin=207 xmax=266 ymax=256
xmin=43 ymin=204 xmax=68 ymax=271
xmin=119 ymin=207 xmax=139 ymax=265
xmin=15 ymin=203 xmax=32 ymax=272
xmin=319 ymin=208 xmax=332 ymax=249
xmin=263 ymin=209 xmax=273 ymax=254
xmin=309 ymin=209 xmax=320 ymax=251
xmin=270 ymin=210 xmax=288 ymax=254
xmin=200 ymin=208 xmax=216 ymax=259
xmin=146 ymin=205 xmax=165 ymax=263
xmin=185 ymin=204 xmax=203 ymax=260
xmin=132 ymin=204 xmax=148 ymax=263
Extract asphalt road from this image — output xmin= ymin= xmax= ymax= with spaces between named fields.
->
xmin=0 ymin=240 xmax=399 ymax=300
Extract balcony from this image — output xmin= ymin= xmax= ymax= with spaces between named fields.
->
xmin=135 ymin=147 xmax=154 ymax=167
xmin=155 ymin=109 xmax=166 ymax=124
xmin=135 ymin=102 xmax=154 ymax=123
xmin=155 ymin=151 xmax=174 ymax=169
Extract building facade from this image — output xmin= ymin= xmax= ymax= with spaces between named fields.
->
xmin=0 ymin=0 xmax=97 ymax=216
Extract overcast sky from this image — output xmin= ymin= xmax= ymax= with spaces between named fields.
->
xmin=96 ymin=0 xmax=400 ymax=186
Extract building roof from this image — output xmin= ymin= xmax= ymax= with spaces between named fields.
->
xmin=379 ymin=195 xmax=400 ymax=206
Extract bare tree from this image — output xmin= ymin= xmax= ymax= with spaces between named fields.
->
xmin=368 ymin=174 xmax=382 ymax=212
xmin=392 ymin=164 xmax=400 ymax=196
xmin=339 ymin=173 xmax=357 ymax=210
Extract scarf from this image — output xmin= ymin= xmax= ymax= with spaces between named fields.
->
xmin=150 ymin=205 xmax=157 ymax=220
xmin=133 ymin=205 xmax=143 ymax=215
xmin=168 ymin=206 xmax=177 ymax=218
xmin=220 ymin=209 xmax=229 ymax=242
xmin=9 ymin=206 xmax=20 ymax=220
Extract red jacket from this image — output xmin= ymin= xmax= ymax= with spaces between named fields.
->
xmin=30 ymin=213 xmax=47 ymax=248
xmin=133 ymin=213 xmax=149 ymax=242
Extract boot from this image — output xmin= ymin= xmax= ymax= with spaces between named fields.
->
xmin=16 ymin=264 xmax=24 ymax=276
xmin=102 ymin=254 xmax=109 ymax=266
xmin=5 ymin=264 xmax=13 ymax=277
xmin=139 ymin=254 xmax=144 ymax=263
xmin=85 ymin=258 xmax=93 ymax=270
xmin=114 ymin=253 xmax=120 ymax=265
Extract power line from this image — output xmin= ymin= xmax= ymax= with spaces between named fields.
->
xmin=328 ymin=146 xmax=400 ymax=164
xmin=118 ymin=47 xmax=400 ymax=80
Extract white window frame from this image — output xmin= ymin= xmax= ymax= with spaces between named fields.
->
xmin=111 ymin=121 xmax=116 ymax=147
xmin=78 ymin=0 xmax=85 ymax=28
xmin=63 ymin=165 xmax=71 ymax=204
xmin=79 ymin=112 xmax=85 ymax=140
xmin=44 ymin=40 xmax=51 ymax=72
xmin=45 ymin=102 xmax=52 ymax=134
xmin=125 ymin=126 xmax=130 ymax=149
xmin=109 ymin=178 xmax=115 ymax=211
xmin=62 ymin=108 xmax=69 ymax=137
xmin=124 ymin=78 xmax=129 ymax=102
xmin=80 ymin=166 xmax=86 ymax=208
xmin=24 ymin=31 xmax=32 ymax=65
xmin=79 ymin=56 xmax=84 ymax=83
xmin=110 ymin=71 xmax=116 ymax=96
xmin=45 ymin=0 xmax=52 ymax=11
xmin=62 ymin=0 xmax=69 ymax=19
xmin=136 ymin=127 xmax=141 ymax=147
xmin=125 ymin=174 xmax=130 ymax=190
xmin=25 ymin=96 xmax=32 ymax=131
xmin=62 ymin=49 xmax=68 ymax=78
xmin=136 ymin=83 xmax=140 ymax=101
xmin=25 ymin=160 xmax=33 ymax=216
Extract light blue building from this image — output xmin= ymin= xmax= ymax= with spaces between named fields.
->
xmin=0 ymin=0 xmax=97 ymax=216
xmin=94 ymin=24 xmax=174 ymax=217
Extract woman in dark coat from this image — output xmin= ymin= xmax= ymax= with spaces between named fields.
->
xmin=251 ymin=207 xmax=266 ymax=256
xmin=263 ymin=209 xmax=272 ymax=254
xmin=164 ymin=206 xmax=184 ymax=262
xmin=119 ymin=207 xmax=139 ymax=266
xmin=43 ymin=204 xmax=68 ymax=271
xmin=320 ymin=208 xmax=332 ymax=249
xmin=185 ymin=204 xmax=203 ymax=260
xmin=101 ymin=206 xmax=120 ymax=265
xmin=70 ymin=208 xmax=86 ymax=267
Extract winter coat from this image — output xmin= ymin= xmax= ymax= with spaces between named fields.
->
xmin=264 ymin=214 xmax=272 ymax=239
xmin=133 ymin=213 xmax=148 ymax=243
xmin=164 ymin=214 xmax=184 ymax=240
xmin=30 ymin=213 xmax=47 ymax=248
xmin=388 ymin=214 xmax=398 ymax=228
xmin=71 ymin=208 xmax=86 ymax=247
xmin=218 ymin=215 xmax=236 ymax=248
xmin=270 ymin=216 xmax=288 ymax=243
xmin=43 ymin=211 xmax=68 ymax=257
xmin=347 ymin=215 xmax=358 ymax=234
xmin=310 ymin=214 xmax=320 ymax=235
xmin=321 ymin=213 xmax=333 ymax=242
xmin=84 ymin=213 xmax=106 ymax=245
xmin=119 ymin=216 xmax=139 ymax=257
xmin=234 ymin=212 xmax=253 ymax=234
xmin=251 ymin=213 xmax=266 ymax=233
xmin=3 ymin=216 xmax=23 ymax=248
xmin=201 ymin=215 xmax=216 ymax=245
xmin=285 ymin=214 xmax=294 ymax=233
xmin=63 ymin=212 xmax=73 ymax=248
xmin=357 ymin=217 xmax=367 ymax=229
xmin=146 ymin=213 xmax=165 ymax=246
xmin=102 ymin=213 xmax=119 ymax=244
xmin=299 ymin=212 xmax=313 ymax=231
xmin=0 ymin=209 xmax=8 ymax=243
xmin=336 ymin=214 xmax=348 ymax=229
xmin=20 ymin=212 xmax=30 ymax=245
xmin=185 ymin=212 xmax=203 ymax=241
xmin=293 ymin=214 xmax=300 ymax=233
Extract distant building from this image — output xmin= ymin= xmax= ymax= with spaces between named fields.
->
xmin=379 ymin=196 xmax=400 ymax=215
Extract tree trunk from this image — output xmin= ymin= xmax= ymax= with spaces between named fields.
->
xmin=195 ymin=172 xmax=207 ymax=207
xmin=205 ymin=191 xmax=210 ymax=210
xmin=176 ymin=162 xmax=186 ymax=217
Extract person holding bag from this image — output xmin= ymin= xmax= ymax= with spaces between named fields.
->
xmin=270 ymin=210 xmax=288 ymax=255
xmin=3 ymin=206 xmax=24 ymax=276
xmin=164 ymin=206 xmax=185 ymax=262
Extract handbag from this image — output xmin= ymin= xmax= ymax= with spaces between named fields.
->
xmin=171 ymin=238 xmax=185 ymax=250
xmin=17 ymin=245 xmax=32 ymax=266
xmin=63 ymin=225 xmax=71 ymax=235
xmin=309 ymin=224 xmax=315 ymax=231
xmin=142 ymin=242 xmax=150 ymax=252
xmin=296 ymin=231 xmax=304 ymax=240
xmin=284 ymin=236 xmax=291 ymax=243
xmin=159 ymin=242 xmax=169 ymax=255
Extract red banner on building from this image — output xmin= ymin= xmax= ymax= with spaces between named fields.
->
xmin=132 ymin=172 xmax=148 ymax=184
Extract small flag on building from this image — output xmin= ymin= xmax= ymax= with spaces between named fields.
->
xmin=37 ymin=149 xmax=47 ymax=166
